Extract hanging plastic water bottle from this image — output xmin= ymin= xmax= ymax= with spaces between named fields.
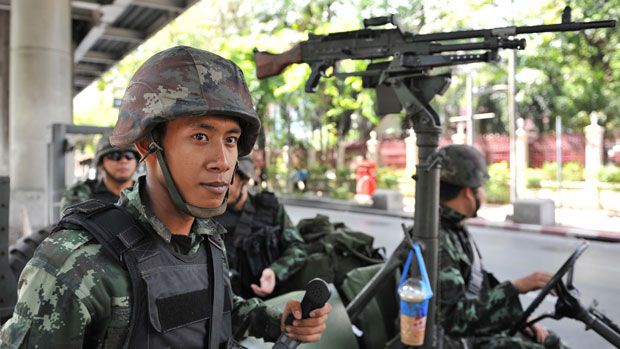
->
xmin=398 ymin=278 xmax=428 ymax=346
xmin=398 ymin=243 xmax=432 ymax=346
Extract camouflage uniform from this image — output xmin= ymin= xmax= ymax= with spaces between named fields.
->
xmin=438 ymin=204 xmax=545 ymax=348
xmin=437 ymin=144 xmax=544 ymax=348
xmin=215 ymin=192 xmax=307 ymax=298
xmin=0 ymin=177 xmax=281 ymax=348
xmin=60 ymin=179 xmax=119 ymax=212
xmin=60 ymin=135 xmax=138 ymax=212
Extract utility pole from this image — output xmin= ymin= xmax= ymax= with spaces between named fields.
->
xmin=556 ymin=116 xmax=563 ymax=190
xmin=466 ymin=73 xmax=474 ymax=145
xmin=507 ymin=49 xmax=518 ymax=202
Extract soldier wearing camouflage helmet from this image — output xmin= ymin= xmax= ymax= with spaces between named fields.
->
xmin=214 ymin=155 xmax=308 ymax=299
xmin=0 ymin=46 xmax=331 ymax=348
xmin=59 ymin=133 xmax=139 ymax=212
xmin=436 ymin=144 xmax=560 ymax=348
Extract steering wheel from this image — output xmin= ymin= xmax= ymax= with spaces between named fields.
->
xmin=508 ymin=241 xmax=589 ymax=336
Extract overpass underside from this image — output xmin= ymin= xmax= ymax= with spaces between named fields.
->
xmin=0 ymin=0 xmax=199 ymax=237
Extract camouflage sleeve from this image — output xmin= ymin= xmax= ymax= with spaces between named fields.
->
xmin=59 ymin=182 xmax=93 ymax=214
xmin=438 ymin=231 xmax=523 ymax=337
xmin=268 ymin=204 xmax=307 ymax=281
xmin=232 ymin=295 xmax=281 ymax=342
xmin=0 ymin=258 xmax=90 ymax=348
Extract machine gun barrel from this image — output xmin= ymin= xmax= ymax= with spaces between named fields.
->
xmin=411 ymin=20 xmax=615 ymax=42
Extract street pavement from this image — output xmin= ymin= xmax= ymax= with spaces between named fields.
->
xmin=285 ymin=204 xmax=620 ymax=349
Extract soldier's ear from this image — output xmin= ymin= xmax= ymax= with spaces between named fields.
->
xmin=461 ymin=187 xmax=474 ymax=201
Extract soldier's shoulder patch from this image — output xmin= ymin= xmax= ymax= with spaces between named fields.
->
xmin=30 ymin=228 xmax=98 ymax=273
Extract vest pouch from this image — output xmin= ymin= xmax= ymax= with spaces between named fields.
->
xmin=143 ymin=264 xmax=211 ymax=348
xmin=240 ymin=225 xmax=280 ymax=278
xmin=262 ymin=225 xmax=280 ymax=264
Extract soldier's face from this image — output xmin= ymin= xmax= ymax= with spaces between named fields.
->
xmin=102 ymin=153 xmax=138 ymax=183
xmin=161 ymin=115 xmax=241 ymax=209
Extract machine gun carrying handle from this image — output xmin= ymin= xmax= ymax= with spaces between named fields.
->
xmin=364 ymin=15 xmax=390 ymax=27
xmin=363 ymin=14 xmax=404 ymax=34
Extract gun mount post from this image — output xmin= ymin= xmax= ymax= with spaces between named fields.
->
xmin=345 ymin=74 xmax=446 ymax=348
xmin=390 ymin=76 xmax=444 ymax=348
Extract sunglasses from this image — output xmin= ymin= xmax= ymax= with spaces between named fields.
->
xmin=105 ymin=151 xmax=137 ymax=161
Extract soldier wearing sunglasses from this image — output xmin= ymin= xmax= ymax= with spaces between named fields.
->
xmin=60 ymin=134 xmax=139 ymax=212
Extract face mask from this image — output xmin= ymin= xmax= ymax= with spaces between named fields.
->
xmin=472 ymin=187 xmax=481 ymax=218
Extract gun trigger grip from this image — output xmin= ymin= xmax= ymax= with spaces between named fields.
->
xmin=305 ymin=63 xmax=326 ymax=93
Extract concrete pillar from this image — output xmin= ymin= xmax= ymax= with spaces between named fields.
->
xmin=366 ymin=130 xmax=379 ymax=165
xmin=585 ymin=112 xmax=604 ymax=208
xmin=307 ymin=142 xmax=316 ymax=170
xmin=0 ymin=11 xmax=8 ymax=177
xmin=10 ymin=0 xmax=72 ymax=230
xmin=515 ymin=117 xmax=528 ymax=198
xmin=282 ymin=144 xmax=290 ymax=191
xmin=451 ymin=122 xmax=466 ymax=145
xmin=405 ymin=128 xmax=417 ymax=177
xmin=336 ymin=140 xmax=346 ymax=169
xmin=585 ymin=112 xmax=604 ymax=181
xmin=465 ymin=74 xmax=474 ymax=145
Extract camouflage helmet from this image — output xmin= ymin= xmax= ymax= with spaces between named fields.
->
xmin=110 ymin=45 xmax=260 ymax=156
xmin=93 ymin=133 xmax=138 ymax=166
xmin=439 ymin=144 xmax=489 ymax=188
xmin=109 ymin=46 xmax=261 ymax=219
xmin=236 ymin=155 xmax=256 ymax=181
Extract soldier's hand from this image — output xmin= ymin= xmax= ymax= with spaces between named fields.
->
xmin=527 ymin=322 xmax=549 ymax=343
xmin=251 ymin=268 xmax=276 ymax=297
xmin=280 ymin=300 xmax=332 ymax=342
xmin=512 ymin=272 xmax=553 ymax=294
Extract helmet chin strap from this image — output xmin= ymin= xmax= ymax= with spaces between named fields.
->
xmin=146 ymin=133 xmax=228 ymax=219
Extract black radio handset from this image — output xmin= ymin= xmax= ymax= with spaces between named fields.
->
xmin=272 ymin=278 xmax=331 ymax=349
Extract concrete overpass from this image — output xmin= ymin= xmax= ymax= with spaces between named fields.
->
xmin=0 ymin=0 xmax=198 ymax=232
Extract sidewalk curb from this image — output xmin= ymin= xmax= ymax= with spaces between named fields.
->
xmin=279 ymin=196 xmax=413 ymax=219
xmin=465 ymin=218 xmax=620 ymax=242
xmin=280 ymin=195 xmax=620 ymax=242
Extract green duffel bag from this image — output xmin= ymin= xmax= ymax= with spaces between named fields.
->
xmin=286 ymin=214 xmax=384 ymax=291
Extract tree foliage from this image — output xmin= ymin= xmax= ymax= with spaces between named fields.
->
xmin=74 ymin=0 xmax=619 ymax=152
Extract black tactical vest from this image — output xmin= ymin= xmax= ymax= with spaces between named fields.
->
xmin=214 ymin=192 xmax=281 ymax=298
xmin=85 ymin=179 xmax=121 ymax=204
xmin=56 ymin=199 xmax=233 ymax=349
